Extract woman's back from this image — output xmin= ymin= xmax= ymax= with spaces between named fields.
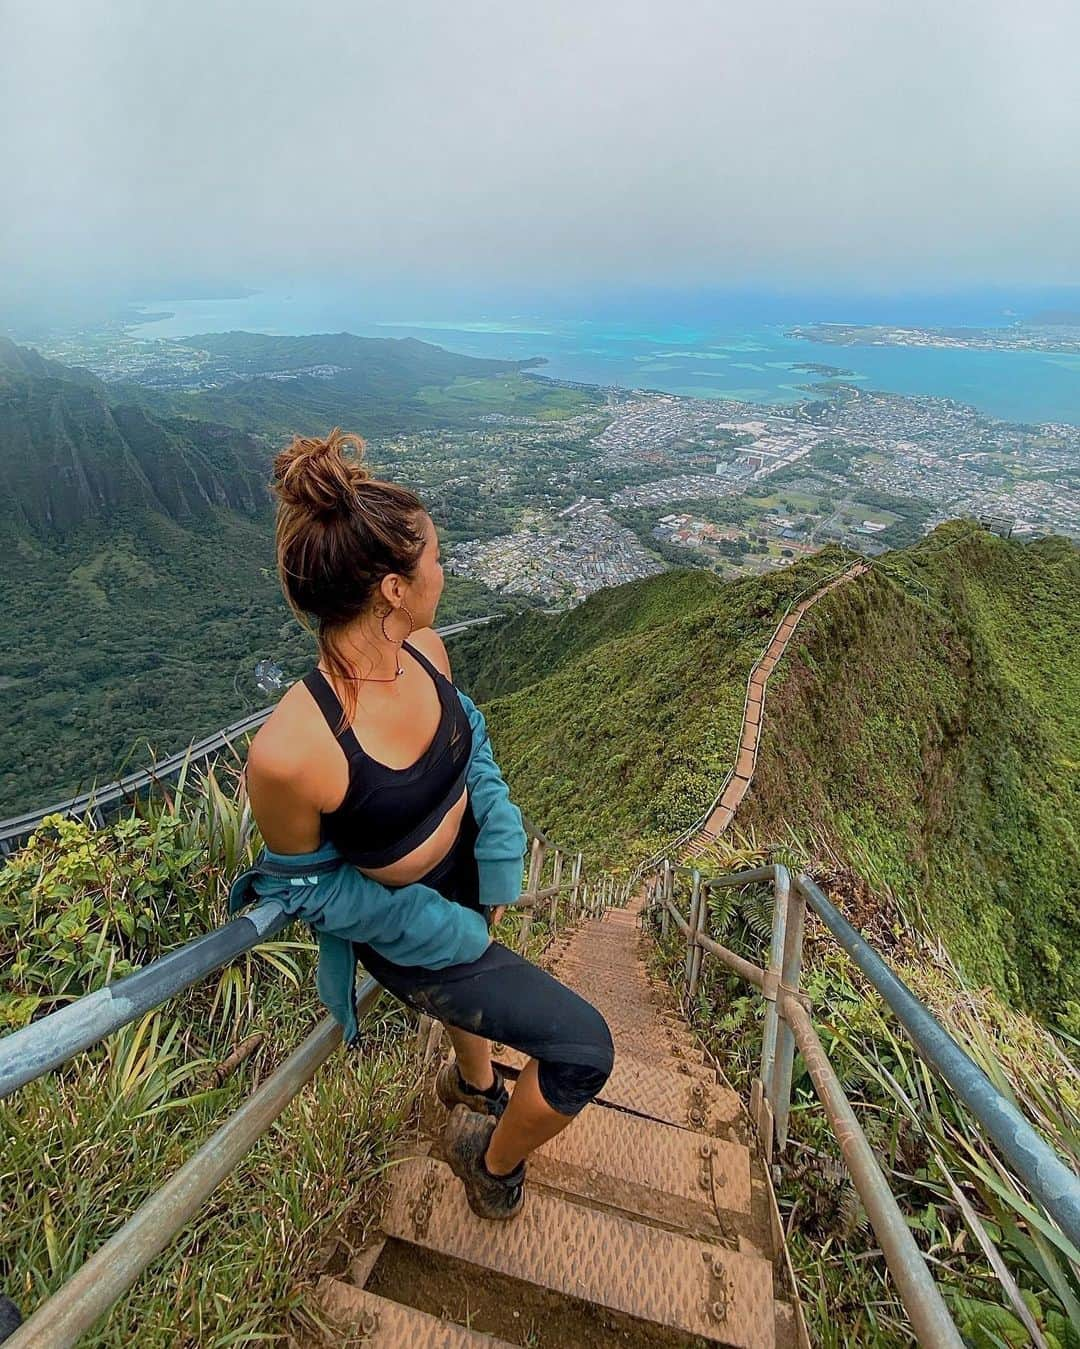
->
xmin=245 ymin=629 xmax=471 ymax=882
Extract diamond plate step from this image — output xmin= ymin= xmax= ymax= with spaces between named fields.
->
xmin=520 ymin=1092 xmax=751 ymax=1228
xmin=383 ymin=1156 xmax=775 ymax=1349
xmin=313 ymin=1278 xmax=512 ymax=1346
xmin=493 ymin=1047 xmax=742 ymax=1133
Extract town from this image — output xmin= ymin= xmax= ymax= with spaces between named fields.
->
xmin=26 ymin=326 xmax=1080 ymax=607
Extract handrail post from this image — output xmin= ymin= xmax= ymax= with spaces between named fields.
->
xmin=549 ymin=848 xmax=564 ymax=928
xmin=571 ymin=851 xmax=583 ymax=914
xmin=525 ymin=835 xmax=544 ymax=901
xmin=684 ymin=869 xmax=703 ymax=1000
xmin=661 ymin=858 xmax=673 ymax=939
xmin=767 ymin=866 xmax=803 ymax=1151
xmin=519 ymin=836 xmax=545 ymax=950
xmin=759 ymin=867 xmax=787 ymax=1102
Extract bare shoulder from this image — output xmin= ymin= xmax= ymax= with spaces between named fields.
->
xmin=245 ymin=683 xmax=321 ymax=790
xmin=408 ymin=625 xmax=452 ymax=678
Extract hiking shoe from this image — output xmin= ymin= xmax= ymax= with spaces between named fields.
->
xmin=442 ymin=1105 xmax=525 ymax=1221
xmin=435 ymin=1060 xmax=509 ymax=1120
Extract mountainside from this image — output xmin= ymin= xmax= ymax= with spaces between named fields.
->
xmin=134 ymin=331 xmax=595 ymax=436
xmin=0 ymin=336 xmax=270 ymax=535
xmin=458 ymin=525 xmax=1079 ymax=1027
xmin=0 ymin=339 xmax=518 ymax=818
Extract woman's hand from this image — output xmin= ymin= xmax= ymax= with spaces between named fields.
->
xmin=488 ymin=905 xmax=507 ymax=927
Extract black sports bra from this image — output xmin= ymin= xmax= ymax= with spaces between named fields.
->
xmin=302 ymin=641 xmax=471 ymax=869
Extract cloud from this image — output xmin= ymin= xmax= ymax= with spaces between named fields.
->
xmin=2 ymin=0 xmax=1079 ymax=292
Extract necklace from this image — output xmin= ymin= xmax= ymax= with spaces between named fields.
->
xmin=318 ymin=659 xmax=404 ymax=683
xmin=320 ymin=666 xmax=404 ymax=685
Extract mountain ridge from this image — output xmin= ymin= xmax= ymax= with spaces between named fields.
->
xmin=455 ymin=525 xmax=1079 ymax=1027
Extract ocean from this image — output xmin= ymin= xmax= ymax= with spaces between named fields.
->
xmin=128 ymin=286 xmax=1080 ymax=426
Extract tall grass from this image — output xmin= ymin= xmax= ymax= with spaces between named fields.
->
xmin=646 ymin=830 xmax=1080 ymax=1348
xmin=1 ymin=756 xmax=426 ymax=1347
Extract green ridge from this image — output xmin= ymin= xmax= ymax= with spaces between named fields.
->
xmin=457 ymin=524 xmax=1079 ymax=1027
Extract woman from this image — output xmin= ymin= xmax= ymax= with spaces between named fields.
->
xmin=239 ymin=428 xmax=614 ymax=1222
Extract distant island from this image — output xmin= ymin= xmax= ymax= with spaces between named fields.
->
xmin=789 ymin=360 xmax=856 ymax=377
xmin=789 ymin=321 xmax=1080 ymax=356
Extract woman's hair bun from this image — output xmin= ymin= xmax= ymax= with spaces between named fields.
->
xmin=271 ymin=427 xmax=372 ymax=517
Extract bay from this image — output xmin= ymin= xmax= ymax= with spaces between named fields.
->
xmin=129 ymin=286 xmax=1080 ymax=426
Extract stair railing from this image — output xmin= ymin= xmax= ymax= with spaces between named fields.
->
xmin=642 ymin=858 xmax=1080 ymax=1349
xmin=0 ymin=819 xmax=583 ymax=1102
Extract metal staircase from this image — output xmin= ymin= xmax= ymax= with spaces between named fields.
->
xmin=307 ymin=890 xmax=802 ymax=1348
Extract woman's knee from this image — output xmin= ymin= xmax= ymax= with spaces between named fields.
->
xmin=587 ymin=1004 xmax=615 ymax=1082
xmin=536 ymin=1002 xmax=614 ymax=1116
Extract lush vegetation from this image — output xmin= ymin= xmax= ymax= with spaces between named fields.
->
xmin=455 ymin=546 xmax=860 ymax=865
xmin=133 ymin=332 xmax=599 ymax=437
xmin=0 ymin=502 xmax=512 ymax=819
xmin=646 ymin=834 xmax=1080 ymax=1348
xmin=460 ymin=525 xmax=1079 ymax=1027
xmin=746 ymin=522 xmax=1080 ymax=1027
xmin=0 ymin=338 xmax=535 ymax=820
xmin=0 ymin=769 xmax=425 ymax=1347
xmin=415 ymin=371 xmax=598 ymax=422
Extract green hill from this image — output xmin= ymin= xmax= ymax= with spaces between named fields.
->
xmin=0 ymin=336 xmax=271 ymax=536
xmin=140 ymin=331 xmax=598 ymax=435
xmin=0 ymin=339 xmax=518 ymax=818
xmin=455 ymin=525 xmax=1080 ymax=1028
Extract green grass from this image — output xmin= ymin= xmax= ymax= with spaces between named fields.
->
xmin=462 ymin=551 xmax=853 ymax=866
xmin=415 ymin=372 xmax=599 ymax=421
xmin=747 ymin=524 xmax=1080 ymax=1026
xmin=1 ymin=769 xmax=426 ymax=1347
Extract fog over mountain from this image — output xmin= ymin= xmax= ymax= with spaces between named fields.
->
xmin=2 ymin=0 xmax=1079 ymax=298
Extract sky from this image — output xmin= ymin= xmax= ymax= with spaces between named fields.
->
xmin=2 ymin=0 xmax=1080 ymax=300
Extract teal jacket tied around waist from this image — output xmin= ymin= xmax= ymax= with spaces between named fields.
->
xmin=227 ymin=686 xmax=528 ymax=1047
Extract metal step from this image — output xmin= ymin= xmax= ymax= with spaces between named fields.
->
xmin=521 ymin=1093 xmax=751 ymax=1230
xmin=313 ymin=1278 xmax=513 ymax=1346
xmin=383 ymin=1156 xmax=775 ymax=1349
xmin=493 ymin=1046 xmax=742 ymax=1133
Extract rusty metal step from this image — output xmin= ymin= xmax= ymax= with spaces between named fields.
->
xmin=492 ymin=1046 xmax=741 ymax=1133
xmin=383 ymin=1156 xmax=775 ymax=1349
xmin=313 ymin=1278 xmax=513 ymax=1346
xmin=520 ymin=1092 xmax=751 ymax=1229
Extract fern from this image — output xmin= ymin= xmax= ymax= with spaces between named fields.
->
xmin=738 ymin=886 xmax=774 ymax=942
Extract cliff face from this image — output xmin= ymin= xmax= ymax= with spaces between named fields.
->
xmin=0 ymin=337 xmax=271 ymax=536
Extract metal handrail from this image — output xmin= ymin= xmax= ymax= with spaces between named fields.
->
xmin=0 ymin=615 xmax=498 ymax=853
xmin=643 ymin=857 xmax=1080 ymax=1348
xmin=4 ymin=820 xmax=595 ymax=1341
xmin=796 ymin=874 xmax=1080 ymax=1251
xmin=0 ymin=901 xmax=289 ymax=1099
xmin=3 ymin=987 xmax=378 ymax=1349
xmin=0 ymin=824 xmax=580 ymax=1100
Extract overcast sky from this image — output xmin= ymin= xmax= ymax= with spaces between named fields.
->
xmin=3 ymin=0 xmax=1079 ymax=295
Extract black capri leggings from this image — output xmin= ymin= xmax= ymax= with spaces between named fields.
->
xmin=355 ymin=806 xmax=614 ymax=1117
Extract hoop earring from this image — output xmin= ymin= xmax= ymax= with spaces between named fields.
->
xmin=380 ymin=602 xmax=414 ymax=646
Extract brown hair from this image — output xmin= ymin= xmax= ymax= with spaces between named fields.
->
xmin=271 ymin=427 xmax=427 ymax=735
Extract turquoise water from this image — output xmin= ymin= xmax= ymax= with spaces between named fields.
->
xmin=130 ymin=289 xmax=1080 ymax=426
